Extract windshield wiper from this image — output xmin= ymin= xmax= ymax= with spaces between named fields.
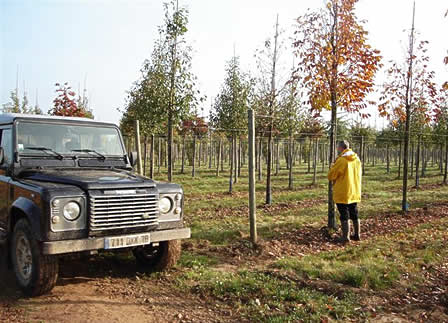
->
xmin=24 ymin=147 xmax=64 ymax=160
xmin=71 ymin=149 xmax=106 ymax=160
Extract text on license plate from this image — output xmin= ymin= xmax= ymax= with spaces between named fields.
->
xmin=104 ymin=233 xmax=151 ymax=249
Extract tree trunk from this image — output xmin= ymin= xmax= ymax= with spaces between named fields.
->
xmin=221 ymin=140 xmax=225 ymax=172
xmin=234 ymin=135 xmax=238 ymax=184
xmin=198 ymin=140 xmax=201 ymax=169
xmin=402 ymin=107 xmax=410 ymax=212
xmin=143 ymin=136 xmax=148 ymax=176
xmin=229 ymin=136 xmax=234 ymax=193
xmin=258 ymin=137 xmax=263 ymax=182
xmin=440 ymin=143 xmax=444 ymax=174
xmin=181 ymin=137 xmax=186 ymax=174
xmin=275 ymin=140 xmax=280 ymax=176
xmin=209 ymin=140 xmax=213 ymax=169
xmin=192 ymin=136 xmax=196 ymax=178
xmin=360 ymin=136 xmax=365 ymax=175
xmin=288 ymin=135 xmax=293 ymax=190
xmin=149 ymin=134 xmax=154 ymax=179
xmin=312 ymin=139 xmax=318 ymax=185
xmin=158 ymin=137 xmax=161 ymax=175
xmin=238 ymin=138 xmax=242 ymax=178
xmin=266 ymin=130 xmax=273 ymax=205
xmin=444 ymin=137 xmax=448 ymax=185
xmin=167 ymin=114 xmax=173 ymax=181
xmin=421 ymin=141 xmax=426 ymax=178
xmin=216 ymin=139 xmax=221 ymax=177
xmin=307 ymin=139 xmax=312 ymax=173
xmin=415 ymin=136 xmax=421 ymax=188
xmin=398 ymin=141 xmax=402 ymax=179
xmin=164 ymin=139 xmax=168 ymax=168
xmin=327 ymin=98 xmax=337 ymax=229
xmin=386 ymin=144 xmax=390 ymax=174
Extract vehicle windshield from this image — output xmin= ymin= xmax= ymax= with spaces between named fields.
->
xmin=16 ymin=121 xmax=125 ymax=157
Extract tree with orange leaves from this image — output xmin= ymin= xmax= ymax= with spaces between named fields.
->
xmin=293 ymin=0 xmax=381 ymax=229
xmin=49 ymin=83 xmax=92 ymax=118
xmin=378 ymin=4 xmax=438 ymax=212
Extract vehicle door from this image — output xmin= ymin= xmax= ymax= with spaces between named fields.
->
xmin=0 ymin=126 xmax=13 ymax=232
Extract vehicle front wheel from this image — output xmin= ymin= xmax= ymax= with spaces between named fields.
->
xmin=10 ymin=219 xmax=59 ymax=297
xmin=132 ymin=240 xmax=180 ymax=271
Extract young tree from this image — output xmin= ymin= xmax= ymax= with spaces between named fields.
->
xmin=293 ymin=0 xmax=381 ymax=228
xmin=20 ymin=90 xmax=31 ymax=113
xmin=278 ymin=77 xmax=304 ymax=190
xmin=254 ymin=15 xmax=289 ymax=205
xmin=301 ymin=116 xmax=325 ymax=184
xmin=49 ymin=82 xmax=91 ymax=117
xmin=211 ymin=55 xmax=251 ymax=193
xmin=2 ymin=89 xmax=44 ymax=115
xmin=122 ymin=0 xmax=200 ymax=180
xmin=350 ymin=122 xmax=376 ymax=174
xmin=434 ymin=87 xmax=448 ymax=184
xmin=2 ymin=90 xmax=21 ymax=113
xmin=76 ymin=88 xmax=94 ymax=119
xmin=121 ymin=58 xmax=167 ymax=177
xmin=33 ymin=90 xmax=43 ymax=115
xmin=378 ymin=4 xmax=438 ymax=212
xmin=163 ymin=0 xmax=202 ymax=182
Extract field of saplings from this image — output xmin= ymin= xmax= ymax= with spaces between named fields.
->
xmin=2 ymin=139 xmax=447 ymax=322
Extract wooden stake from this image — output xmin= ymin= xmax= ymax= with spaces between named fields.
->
xmin=248 ymin=109 xmax=257 ymax=244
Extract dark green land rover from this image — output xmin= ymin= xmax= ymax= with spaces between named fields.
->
xmin=0 ymin=113 xmax=190 ymax=296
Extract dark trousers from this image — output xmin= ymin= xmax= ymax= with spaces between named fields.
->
xmin=336 ymin=203 xmax=359 ymax=222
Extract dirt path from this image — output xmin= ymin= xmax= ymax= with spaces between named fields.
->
xmin=0 ymin=251 xmax=236 ymax=323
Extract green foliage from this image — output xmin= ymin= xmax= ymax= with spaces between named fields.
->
xmin=323 ymin=117 xmax=350 ymax=140
xmin=2 ymin=91 xmax=20 ymax=113
xmin=77 ymin=89 xmax=94 ymax=119
xmin=121 ymin=0 xmax=202 ymax=178
xmin=277 ymin=81 xmax=305 ymax=137
xmin=2 ymin=89 xmax=44 ymax=115
xmin=211 ymin=56 xmax=252 ymax=137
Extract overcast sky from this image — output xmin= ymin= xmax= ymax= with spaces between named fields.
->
xmin=0 ymin=0 xmax=447 ymax=128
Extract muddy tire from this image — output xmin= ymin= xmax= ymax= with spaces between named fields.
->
xmin=10 ymin=219 xmax=59 ymax=297
xmin=133 ymin=240 xmax=181 ymax=271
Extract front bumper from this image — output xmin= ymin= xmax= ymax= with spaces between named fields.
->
xmin=41 ymin=228 xmax=191 ymax=255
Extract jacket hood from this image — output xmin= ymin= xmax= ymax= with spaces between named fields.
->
xmin=340 ymin=149 xmax=358 ymax=162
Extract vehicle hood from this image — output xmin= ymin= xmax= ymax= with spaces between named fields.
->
xmin=19 ymin=168 xmax=156 ymax=190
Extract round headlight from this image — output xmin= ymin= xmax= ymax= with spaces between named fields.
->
xmin=63 ymin=201 xmax=81 ymax=221
xmin=159 ymin=197 xmax=173 ymax=214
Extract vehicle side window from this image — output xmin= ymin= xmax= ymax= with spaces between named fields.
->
xmin=0 ymin=129 xmax=13 ymax=165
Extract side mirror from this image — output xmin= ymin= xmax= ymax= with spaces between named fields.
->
xmin=128 ymin=151 xmax=138 ymax=167
xmin=0 ymin=147 xmax=4 ymax=165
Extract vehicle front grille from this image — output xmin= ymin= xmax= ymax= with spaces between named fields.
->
xmin=89 ymin=192 xmax=159 ymax=232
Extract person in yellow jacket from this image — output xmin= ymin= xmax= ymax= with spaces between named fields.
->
xmin=328 ymin=140 xmax=362 ymax=243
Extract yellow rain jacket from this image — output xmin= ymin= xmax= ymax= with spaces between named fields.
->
xmin=327 ymin=149 xmax=362 ymax=204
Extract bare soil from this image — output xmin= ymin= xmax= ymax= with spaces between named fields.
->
xmin=0 ymin=250 xmax=237 ymax=323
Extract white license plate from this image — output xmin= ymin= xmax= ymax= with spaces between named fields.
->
xmin=104 ymin=233 xmax=151 ymax=249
